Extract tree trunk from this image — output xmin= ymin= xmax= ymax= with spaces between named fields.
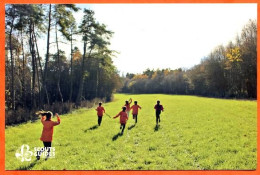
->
xmin=43 ymin=4 xmax=52 ymax=105
xmin=34 ymin=29 xmax=49 ymax=106
xmin=96 ymin=62 xmax=99 ymax=97
xmin=33 ymin=29 xmax=44 ymax=107
xmin=69 ymin=32 xmax=73 ymax=102
xmin=9 ymin=16 xmax=15 ymax=110
xmin=32 ymin=24 xmax=41 ymax=107
xmin=76 ymin=44 xmax=94 ymax=106
xmin=75 ymin=42 xmax=87 ymax=106
xmin=29 ymin=22 xmax=36 ymax=108
xmin=33 ymin=30 xmax=44 ymax=82
xmin=55 ymin=23 xmax=64 ymax=103
xmin=21 ymin=28 xmax=26 ymax=108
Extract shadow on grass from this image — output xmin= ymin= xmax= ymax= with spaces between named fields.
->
xmin=128 ymin=124 xmax=136 ymax=130
xmin=16 ymin=159 xmax=39 ymax=170
xmin=154 ymin=124 xmax=160 ymax=132
xmin=112 ymin=132 xmax=123 ymax=141
xmin=84 ymin=125 xmax=99 ymax=132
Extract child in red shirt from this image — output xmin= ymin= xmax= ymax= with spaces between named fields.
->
xmin=96 ymin=102 xmax=105 ymax=126
xmin=154 ymin=100 xmax=164 ymax=125
xmin=36 ymin=111 xmax=60 ymax=160
xmin=130 ymin=101 xmax=141 ymax=123
xmin=113 ymin=107 xmax=128 ymax=134
xmin=124 ymin=98 xmax=132 ymax=118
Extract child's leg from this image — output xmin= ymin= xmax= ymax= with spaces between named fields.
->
xmin=121 ymin=123 xmax=126 ymax=133
xmin=156 ymin=113 xmax=159 ymax=124
xmin=44 ymin=142 xmax=52 ymax=158
xmin=98 ymin=116 xmax=102 ymax=126
xmin=135 ymin=114 xmax=138 ymax=123
xmin=36 ymin=142 xmax=45 ymax=159
xmin=100 ymin=116 xmax=103 ymax=125
xmin=37 ymin=142 xmax=51 ymax=160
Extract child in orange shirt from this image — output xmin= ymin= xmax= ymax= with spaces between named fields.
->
xmin=36 ymin=111 xmax=60 ymax=160
xmin=96 ymin=102 xmax=105 ymax=126
xmin=113 ymin=106 xmax=128 ymax=134
xmin=124 ymin=98 xmax=132 ymax=118
xmin=130 ymin=101 xmax=141 ymax=123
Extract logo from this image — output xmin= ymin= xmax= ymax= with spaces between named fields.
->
xmin=15 ymin=144 xmax=56 ymax=162
xmin=15 ymin=144 xmax=33 ymax=162
xmin=34 ymin=147 xmax=55 ymax=158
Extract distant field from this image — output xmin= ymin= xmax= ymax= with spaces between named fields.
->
xmin=5 ymin=94 xmax=257 ymax=170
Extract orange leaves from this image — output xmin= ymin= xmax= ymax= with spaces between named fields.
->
xmin=72 ymin=50 xmax=82 ymax=61
xmin=132 ymin=74 xmax=148 ymax=80
xmin=226 ymin=47 xmax=242 ymax=62
xmin=225 ymin=47 xmax=242 ymax=70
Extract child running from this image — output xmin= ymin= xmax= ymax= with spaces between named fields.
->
xmin=124 ymin=98 xmax=132 ymax=118
xmin=36 ymin=111 xmax=60 ymax=160
xmin=130 ymin=101 xmax=142 ymax=123
xmin=113 ymin=106 xmax=128 ymax=134
xmin=95 ymin=102 xmax=105 ymax=126
xmin=154 ymin=100 xmax=164 ymax=125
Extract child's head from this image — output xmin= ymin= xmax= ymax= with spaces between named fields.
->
xmin=36 ymin=110 xmax=53 ymax=120
xmin=134 ymin=101 xmax=137 ymax=105
xmin=157 ymin=100 xmax=160 ymax=105
xmin=99 ymin=102 xmax=102 ymax=106
xmin=122 ymin=106 xmax=126 ymax=111
xmin=44 ymin=111 xmax=53 ymax=120
xmin=125 ymin=101 xmax=129 ymax=105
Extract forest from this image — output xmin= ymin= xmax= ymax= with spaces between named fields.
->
xmin=5 ymin=4 xmax=256 ymax=125
xmin=5 ymin=4 xmax=121 ymax=124
xmin=120 ymin=20 xmax=256 ymax=99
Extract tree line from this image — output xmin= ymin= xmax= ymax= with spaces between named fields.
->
xmin=120 ymin=20 xmax=256 ymax=99
xmin=5 ymin=4 xmax=121 ymax=125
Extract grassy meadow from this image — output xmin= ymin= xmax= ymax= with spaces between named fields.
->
xmin=5 ymin=94 xmax=257 ymax=170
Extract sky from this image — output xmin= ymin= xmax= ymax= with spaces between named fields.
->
xmin=42 ymin=3 xmax=257 ymax=75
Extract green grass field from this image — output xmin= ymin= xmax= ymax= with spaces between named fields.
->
xmin=5 ymin=94 xmax=257 ymax=170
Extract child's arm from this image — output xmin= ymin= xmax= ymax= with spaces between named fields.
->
xmin=139 ymin=105 xmax=142 ymax=109
xmin=161 ymin=105 xmax=164 ymax=112
xmin=113 ymin=112 xmax=120 ymax=119
xmin=53 ymin=113 xmax=61 ymax=126
xmin=129 ymin=98 xmax=132 ymax=104
xmin=103 ymin=107 xmax=105 ymax=113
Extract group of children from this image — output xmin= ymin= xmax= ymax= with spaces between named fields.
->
xmin=95 ymin=98 xmax=164 ymax=134
xmin=36 ymin=98 xmax=164 ymax=160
